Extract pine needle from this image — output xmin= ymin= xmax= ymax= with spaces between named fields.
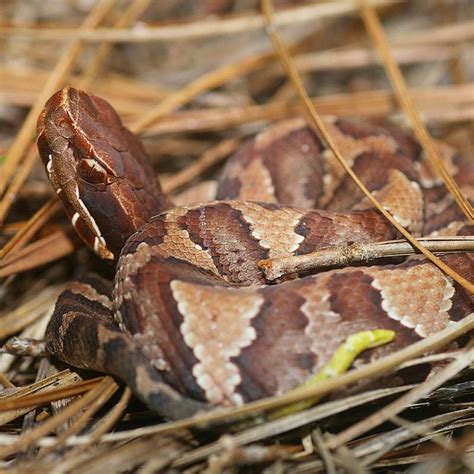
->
xmin=357 ymin=0 xmax=473 ymax=223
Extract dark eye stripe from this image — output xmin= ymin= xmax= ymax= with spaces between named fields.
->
xmin=71 ymin=212 xmax=97 ymax=249
xmin=79 ymin=158 xmax=109 ymax=185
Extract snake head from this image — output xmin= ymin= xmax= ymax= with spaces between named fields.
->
xmin=37 ymin=87 xmax=171 ymax=261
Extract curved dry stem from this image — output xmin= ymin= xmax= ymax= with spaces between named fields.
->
xmin=259 ymin=236 xmax=474 ymax=280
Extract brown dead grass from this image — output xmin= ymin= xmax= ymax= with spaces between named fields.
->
xmin=0 ymin=0 xmax=473 ymax=472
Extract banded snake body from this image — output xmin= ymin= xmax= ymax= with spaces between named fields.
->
xmin=37 ymin=87 xmax=473 ymax=419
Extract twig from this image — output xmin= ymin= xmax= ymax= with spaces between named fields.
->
xmin=0 ymin=1 xmax=399 ymax=43
xmin=359 ymin=414 xmax=454 ymax=466
xmin=273 ymin=44 xmax=460 ymax=75
xmin=352 ymin=410 xmax=472 ymax=460
xmin=357 ymin=0 xmax=473 ymax=223
xmin=394 ymin=18 xmax=474 ymax=46
xmin=259 ymin=236 xmax=474 ymax=280
xmin=312 ymin=430 xmax=337 ymax=474
xmin=406 ymin=105 xmax=474 ymax=126
xmin=260 ymin=0 xmax=473 ymax=292
xmin=1 ymin=337 xmax=47 ymax=358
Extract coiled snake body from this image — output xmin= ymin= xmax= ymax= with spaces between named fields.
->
xmin=37 ymin=87 xmax=473 ymax=419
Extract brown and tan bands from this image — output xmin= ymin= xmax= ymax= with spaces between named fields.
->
xmin=37 ymin=88 xmax=473 ymax=419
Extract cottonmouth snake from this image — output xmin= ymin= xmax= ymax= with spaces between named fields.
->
xmin=37 ymin=87 xmax=473 ymax=419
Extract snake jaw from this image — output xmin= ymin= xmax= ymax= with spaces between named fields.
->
xmin=41 ymin=138 xmax=115 ymax=260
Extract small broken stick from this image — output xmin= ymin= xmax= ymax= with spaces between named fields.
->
xmin=258 ymin=236 xmax=474 ymax=281
xmin=1 ymin=337 xmax=48 ymax=357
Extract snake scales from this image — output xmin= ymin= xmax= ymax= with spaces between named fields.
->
xmin=37 ymin=87 xmax=473 ymax=419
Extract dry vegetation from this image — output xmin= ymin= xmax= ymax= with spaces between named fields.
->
xmin=0 ymin=0 xmax=473 ymax=472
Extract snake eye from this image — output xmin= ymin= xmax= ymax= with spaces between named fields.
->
xmin=79 ymin=158 xmax=109 ymax=185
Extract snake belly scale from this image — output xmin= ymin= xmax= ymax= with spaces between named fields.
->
xmin=37 ymin=87 xmax=473 ymax=419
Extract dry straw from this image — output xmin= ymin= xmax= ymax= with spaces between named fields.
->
xmin=1 ymin=0 xmax=473 ymax=470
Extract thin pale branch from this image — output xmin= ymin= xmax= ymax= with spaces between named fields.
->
xmin=259 ymin=236 xmax=474 ymax=280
